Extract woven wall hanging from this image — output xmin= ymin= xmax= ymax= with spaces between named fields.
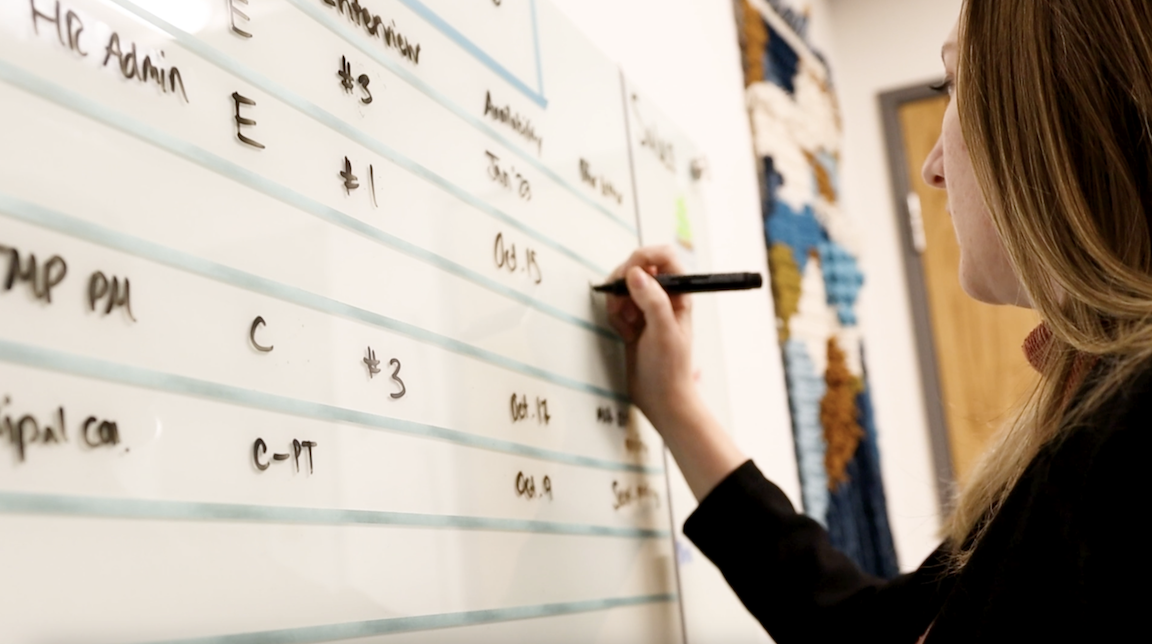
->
xmin=734 ymin=0 xmax=899 ymax=578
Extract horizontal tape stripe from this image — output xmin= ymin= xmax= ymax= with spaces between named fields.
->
xmin=138 ymin=594 xmax=678 ymax=644
xmin=280 ymin=0 xmax=638 ymax=234
xmin=0 ymin=178 xmax=630 ymax=404
xmin=0 ymin=491 xmax=671 ymax=539
xmin=0 ymin=338 xmax=656 ymax=474
xmin=0 ymin=53 xmax=615 ymax=343
xmin=104 ymin=0 xmax=624 ymax=277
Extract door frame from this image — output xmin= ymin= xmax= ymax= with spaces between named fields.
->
xmin=879 ymin=82 xmax=955 ymax=512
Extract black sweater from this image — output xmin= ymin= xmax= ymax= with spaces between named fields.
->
xmin=683 ymin=370 xmax=1149 ymax=643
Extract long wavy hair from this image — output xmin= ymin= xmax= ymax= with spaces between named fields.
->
xmin=947 ymin=0 xmax=1152 ymax=564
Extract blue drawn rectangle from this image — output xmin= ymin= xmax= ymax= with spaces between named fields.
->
xmin=397 ymin=0 xmax=547 ymax=107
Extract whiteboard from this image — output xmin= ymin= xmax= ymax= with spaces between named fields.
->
xmin=0 ymin=0 xmax=718 ymax=642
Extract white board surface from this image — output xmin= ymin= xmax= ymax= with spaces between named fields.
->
xmin=0 ymin=0 xmax=720 ymax=642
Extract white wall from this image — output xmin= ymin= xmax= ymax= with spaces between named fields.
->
xmin=823 ymin=0 xmax=964 ymax=570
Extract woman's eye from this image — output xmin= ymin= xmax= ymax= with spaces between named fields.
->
xmin=930 ymin=78 xmax=954 ymax=95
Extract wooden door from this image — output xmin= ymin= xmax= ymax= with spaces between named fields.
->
xmin=896 ymin=96 xmax=1040 ymax=484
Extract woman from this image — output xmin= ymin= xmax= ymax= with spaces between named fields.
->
xmin=607 ymin=1 xmax=1149 ymax=641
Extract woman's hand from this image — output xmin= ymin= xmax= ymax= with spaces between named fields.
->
xmin=605 ymin=246 xmax=698 ymax=428
xmin=605 ymin=245 xmax=747 ymax=501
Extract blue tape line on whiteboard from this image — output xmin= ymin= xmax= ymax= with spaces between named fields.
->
xmin=393 ymin=0 xmax=548 ymax=107
xmin=101 ymin=0 xmax=611 ymax=277
xmin=279 ymin=0 xmax=639 ymax=235
xmin=8 ymin=4 xmax=611 ymax=283
xmin=0 ymin=491 xmax=672 ymax=539
xmin=136 ymin=594 xmax=678 ymax=644
xmin=0 ymin=338 xmax=656 ymax=474
xmin=102 ymin=0 xmax=635 ymax=269
xmin=0 ymin=192 xmax=630 ymax=406
xmin=0 ymin=60 xmax=615 ymax=345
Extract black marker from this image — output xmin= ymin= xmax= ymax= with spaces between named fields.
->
xmin=592 ymin=272 xmax=763 ymax=295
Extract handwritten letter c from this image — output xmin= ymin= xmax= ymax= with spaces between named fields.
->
xmin=250 ymin=316 xmax=273 ymax=352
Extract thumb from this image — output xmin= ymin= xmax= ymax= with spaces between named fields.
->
xmin=626 ymin=267 xmax=676 ymax=330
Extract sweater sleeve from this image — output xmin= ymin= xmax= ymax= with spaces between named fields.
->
xmin=1077 ymin=407 xmax=1151 ymax=639
xmin=683 ymin=460 xmax=951 ymax=643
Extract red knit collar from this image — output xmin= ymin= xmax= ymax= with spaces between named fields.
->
xmin=1022 ymin=323 xmax=1054 ymax=372
xmin=1023 ymin=323 xmax=1098 ymax=400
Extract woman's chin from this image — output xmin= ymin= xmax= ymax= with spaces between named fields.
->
xmin=959 ymin=269 xmax=1031 ymax=308
xmin=959 ymin=268 xmax=1003 ymax=306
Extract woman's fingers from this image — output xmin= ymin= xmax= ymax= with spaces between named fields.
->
xmin=626 ymin=245 xmax=686 ymax=276
xmin=627 ymin=247 xmax=692 ymax=317
xmin=625 ymin=267 xmax=676 ymax=331
xmin=604 ymin=255 xmax=636 ymax=318
xmin=605 ymin=245 xmax=693 ymax=342
xmin=608 ymin=246 xmax=685 ymax=283
xmin=607 ymin=300 xmax=642 ymax=342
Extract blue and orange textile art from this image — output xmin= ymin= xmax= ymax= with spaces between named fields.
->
xmin=735 ymin=0 xmax=899 ymax=579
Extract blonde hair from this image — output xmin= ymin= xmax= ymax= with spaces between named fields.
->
xmin=947 ymin=0 xmax=1152 ymax=565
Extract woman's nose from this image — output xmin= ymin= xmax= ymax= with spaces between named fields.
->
xmin=922 ymin=135 xmax=946 ymax=189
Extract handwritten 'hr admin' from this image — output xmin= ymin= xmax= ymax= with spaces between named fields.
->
xmin=30 ymin=0 xmax=189 ymax=103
